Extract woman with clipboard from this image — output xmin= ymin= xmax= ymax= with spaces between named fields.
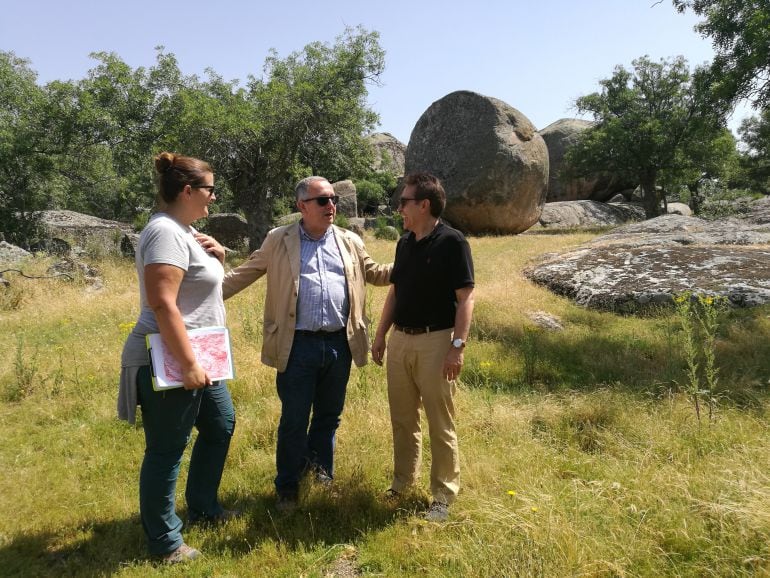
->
xmin=118 ymin=152 xmax=237 ymax=564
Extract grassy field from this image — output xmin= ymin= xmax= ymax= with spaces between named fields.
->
xmin=3 ymin=231 xmax=770 ymax=577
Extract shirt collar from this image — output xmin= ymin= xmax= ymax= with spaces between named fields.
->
xmin=299 ymin=221 xmax=333 ymax=242
xmin=408 ymin=219 xmax=444 ymax=244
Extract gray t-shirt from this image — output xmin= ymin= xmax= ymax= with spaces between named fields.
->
xmin=121 ymin=212 xmax=226 ymax=367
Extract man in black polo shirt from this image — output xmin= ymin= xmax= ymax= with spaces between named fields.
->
xmin=371 ymin=172 xmax=475 ymax=522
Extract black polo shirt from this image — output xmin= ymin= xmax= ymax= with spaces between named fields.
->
xmin=391 ymin=221 xmax=475 ymax=329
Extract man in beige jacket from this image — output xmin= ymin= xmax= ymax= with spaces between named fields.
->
xmin=223 ymin=176 xmax=391 ymax=510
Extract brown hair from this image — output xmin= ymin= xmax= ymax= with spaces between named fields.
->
xmin=154 ymin=152 xmax=213 ymax=204
xmin=403 ymin=172 xmax=446 ymax=218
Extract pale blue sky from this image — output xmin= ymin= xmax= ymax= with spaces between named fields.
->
xmin=0 ymin=0 xmax=753 ymax=143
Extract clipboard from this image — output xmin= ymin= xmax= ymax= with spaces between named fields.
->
xmin=146 ymin=326 xmax=235 ymax=390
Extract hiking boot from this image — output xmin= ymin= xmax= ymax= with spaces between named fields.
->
xmin=161 ymin=543 xmax=200 ymax=564
xmin=424 ymin=501 xmax=449 ymax=522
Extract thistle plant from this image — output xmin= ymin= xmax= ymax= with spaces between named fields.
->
xmin=520 ymin=324 xmax=541 ymax=387
xmin=674 ymin=292 xmax=726 ymax=423
xmin=6 ymin=336 xmax=41 ymax=402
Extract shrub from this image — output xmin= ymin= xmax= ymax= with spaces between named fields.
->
xmin=374 ymin=225 xmax=399 ymax=240
xmin=335 ymin=214 xmax=350 ymax=229
xmin=132 ymin=210 xmax=150 ymax=232
xmin=354 ymin=179 xmax=387 ymax=216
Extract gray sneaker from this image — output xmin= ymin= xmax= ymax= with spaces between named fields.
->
xmin=424 ymin=501 xmax=449 ymax=522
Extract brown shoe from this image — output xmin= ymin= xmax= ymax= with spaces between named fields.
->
xmin=161 ymin=543 xmax=201 ymax=564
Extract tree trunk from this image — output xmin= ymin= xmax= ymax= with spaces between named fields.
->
xmin=245 ymin=203 xmax=273 ymax=252
xmin=688 ymin=182 xmax=701 ymax=215
xmin=232 ymin=172 xmax=273 ymax=252
xmin=640 ymin=172 xmax=660 ymax=219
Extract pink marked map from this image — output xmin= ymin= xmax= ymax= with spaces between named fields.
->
xmin=163 ymin=332 xmax=230 ymax=382
xmin=147 ymin=326 xmax=234 ymax=389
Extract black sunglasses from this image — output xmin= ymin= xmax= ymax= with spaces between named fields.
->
xmin=196 ymin=185 xmax=216 ymax=197
xmin=303 ymin=195 xmax=339 ymax=206
xmin=398 ymin=196 xmax=422 ymax=207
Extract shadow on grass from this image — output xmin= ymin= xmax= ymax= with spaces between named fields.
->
xmin=0 ymin=516 xmax=145 ymax=577
xmin=0 ymin=482 xmax=421 ymax=576
xmin=204 ymin=483 xmax=426 ymax=553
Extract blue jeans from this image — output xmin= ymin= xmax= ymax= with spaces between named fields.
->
xmin=137 ymin=366 xmax=235 ymax=555
xmin=275 ymin=330 xmax=352 ymax=495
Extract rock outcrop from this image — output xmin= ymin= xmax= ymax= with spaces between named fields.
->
xmin=333 ymin=180 xmax=358 ymax=218
xmin=0 ymin=241 xmax=32 ymax=264
xmin=536 ymin=200 xmax=645 ymax=230
xmin=539 ymin=118 xmax=632 ymax=202
xmin=525 ymin=214 xmax=770 ymax=312
xmin=741 ymin=195 xmax=770 ymax=224
xmin=207 ymin=213 xmax=249 ymax=252
xmin=47 ymin=257 xmax=104 ymax=291
xmin=35 ymin=210 xmax=135 ymax=258
xmin=367 ymin=132 xmax=406 ymax=176
xmin=666 ymin=202 xmax=692 ymax=216
xmin=404 ymin=90 xmax=548 ymax=234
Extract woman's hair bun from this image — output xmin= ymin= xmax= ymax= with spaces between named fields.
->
xmin=154 ymin=152 xmax=176 ymax=174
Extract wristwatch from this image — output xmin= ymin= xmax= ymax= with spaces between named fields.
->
xmin=452 ymin=338 xmax=466 ymax=349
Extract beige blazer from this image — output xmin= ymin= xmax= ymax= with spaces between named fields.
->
xmin=223 ymin=223 xmax=392 ymax=372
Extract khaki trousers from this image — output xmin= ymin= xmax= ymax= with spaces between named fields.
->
xmin=386 ymin=328 xmax=459 ymax=504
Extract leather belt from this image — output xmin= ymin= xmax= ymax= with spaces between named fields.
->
xmin=295 ymin=328 xmax=346 ymax=337
xmin=393 ymin=323 xmax=452 ymax=335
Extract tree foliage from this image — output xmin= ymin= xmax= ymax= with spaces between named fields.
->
xmin=565 ymin=56 xmax=729 ymax=217
xmin=158 ymin=26 xmax=384 ymax=247
xmin=673 ymin=0 xmax=770 ymax=109
xmin=738 ymin=109 xmax=770 ymax=192
xmin=0 ymin=27 xmax=384 ymax=249
xmin=0 ymin=52 xmax=58 ymax=245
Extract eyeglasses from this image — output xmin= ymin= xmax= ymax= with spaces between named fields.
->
xmin=398 ymin=197 xmax=422 ymax=207
xmin=303 ymin=195 xmax=339 ymax=206
xmin=196 ymin=185 xmax=216 ymax=197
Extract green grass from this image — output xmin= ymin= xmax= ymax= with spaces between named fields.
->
xmin=2 ymin=233 xmax=770 ymax=576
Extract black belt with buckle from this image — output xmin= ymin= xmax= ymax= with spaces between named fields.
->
xmin=295 ymin=328 xmax=346 ymax=337
xmin=393 ymin=323 xmax=452 ymax=335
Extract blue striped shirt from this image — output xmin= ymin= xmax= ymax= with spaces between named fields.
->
xmin=296 ymin=223 xmax=349 ymax=331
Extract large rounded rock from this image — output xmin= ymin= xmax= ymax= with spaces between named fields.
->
xmin=540 ymin=118 xmax=632 ymax=202
xmin=404 ymin=91 xmax=548 ymax=234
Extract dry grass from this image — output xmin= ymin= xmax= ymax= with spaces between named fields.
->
xmin=2 ymin=232 xmax=770 ymax=576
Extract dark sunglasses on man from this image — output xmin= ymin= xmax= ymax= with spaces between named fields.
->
xmin=304 ymin=195 xmax=339 ymax=206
